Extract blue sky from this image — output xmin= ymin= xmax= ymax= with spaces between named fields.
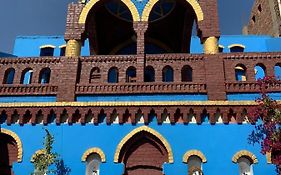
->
xmin=0 ymin=0 xmax=254 ymax=53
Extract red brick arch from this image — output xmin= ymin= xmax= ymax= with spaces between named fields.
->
xmin=117 ymin=130 xmax=170 ymax=175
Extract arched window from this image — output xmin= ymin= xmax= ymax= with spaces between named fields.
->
xmin=188 ymin=156 xmax=203 ymax=175
xmin=235 ymin=64 xmax=247 ymax=81
xmin=254 ymin=64 xmax=266 ymax=80
xmin=144 ymin=66 xmax=155 ymax=82
xmin=181 ymin=65 xmax=192 ymax=82
xmin=108 ymin=67 xmax=118 ymax=83
xmin=274 ymin=64 xmax=281 ymax=80
xmin=90 ymin=67 xmax=101 ymax=83
xmin=40 ymin=45 xmax=55 ymax=56
xmin=238 ymin=157 xmax=254 ymax=175
xmin=219 ymin=45 xmax=224 ymax=53
xmin=162 ymin=66 xmax=174 ymax=82
xmin=229 ymin=44 xmax=245 ymax=53
xmin=21 ymin=68 xmax=33 ymax=85
xmin=86 ymin=153 xmax=102 ymax=175
xmin=39 ymin=68 xmax=51 ymax=84
xmin=126 ymin=66 xmax=136 ymax=82
xmin=3 ymin=68 xmax=15 ymax=84
xmin=59 ymin=45 xmax=66 ymax=56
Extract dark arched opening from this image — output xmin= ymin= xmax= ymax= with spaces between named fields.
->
xmin=108 ymin=67 xmax=119 ymax=83
xmin=181 ymin=65 xmax=192 ymax=82
xmin=0 ymin=133 xmax=18 ymax=175
xmin=162 ymin=66 xmax=174 ymax=82
xmin=254 ymin=63 xmax=266 ymax=80
xmin=118 ymin=131 xmax=169 ymax=175
xmin=235 ymin=64 xmax=247 ymax=81
xmin=84 ymin=0 xmax=136 ymax=55
xmin=126 ymin=66 xmax=137 ymax=82
xmin=3 ymin=68 xmax=15 ymax=84
xmin=145 ymin=0 xmax=198 ymax=54
xmin=90 ymin=67 xmax=101 ymax=83
xmin=144 ymin=66 xmax=155 ymax=82
xmin=39 ymin=68 xmax=51 ymax=84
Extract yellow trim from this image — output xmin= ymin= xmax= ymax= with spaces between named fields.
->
xmin=203 ymin=36 xmax=219 ymax=54
xmin=266 ymin=152 xmax=272 ymax=164
xmin=0 ymin=128 xmax=23 ymax=162
xmin=39 ymin=45 xmax=56 ymax=49
xmin=228 ymin=44 xmax=246 ymax=49
xmin=114 ymin=126 xmax=174 ymax=163
xmin=182 ymin=150 xmax=207 ymax=163
xmin=0 ymin=101 xmax=279 ymax=108
xmin=235 ymin=66 xmax=245 ymax=70
xmin=141 ymin=0 xmax=203 ymax=21
xmin=219 ymin=45 xmax=224 ymax=49
xmin=59 ymin=44 xmax=67 ymax=49
xmin=78 ymin=0 xmax=140 ymax=23
xmin=232 ymin=150 xmax=258 ymax=164
xmin=30 ymin=149 xmax=46 ymax=162
xmin=81 ymin=147 xmax=106 ymax=162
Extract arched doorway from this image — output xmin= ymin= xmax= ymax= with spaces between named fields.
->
xmin=0 ymin=133 xmax=19 ymax=175
xmin=115 ymin=126 xmax=173 ymax=175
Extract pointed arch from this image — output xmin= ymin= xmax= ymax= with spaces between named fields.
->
xmin=0 ymin=128 xmax=23 ymax=162
xmin=141 ymin=0 xmax=203 ymax=21
xmin=114 ymin=126 xmax=173 ymax=163
xmin=182 ymin=149 xmax=207 ymax=163
xmin=232 ymin=150 xmax=258 ymax=164
xmin=81 ymin=147 xmax=106 ymax=162
xmin=79 ymin=0 xmax=140 ymax=23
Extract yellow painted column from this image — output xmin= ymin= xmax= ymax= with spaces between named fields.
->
xmin=65 ymin=39 xmax=81 ymax=57
xmin=203 ymin=37 xmax=219 ymax=54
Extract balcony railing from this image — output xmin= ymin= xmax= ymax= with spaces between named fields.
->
xmin=225 ymin=81 xmax=281 ymax=93
xmin=0 ymin=84 xmax=58 ymax=95
xmin=76 ymin=82 xmax=207 ymax=94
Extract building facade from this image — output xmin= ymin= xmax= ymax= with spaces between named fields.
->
xmin=243 ymin=0 xmax=281 ymax=37
xmin=0 ymin=0 xmax=281 ymax=175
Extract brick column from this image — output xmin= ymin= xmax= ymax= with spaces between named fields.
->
xmin=56 ymin=57 xmax=79 ymax=102
xmin=134 ymin=21 xmax=148 ymax=82
xmin=205 ymin=54 xmax=226 ymax=100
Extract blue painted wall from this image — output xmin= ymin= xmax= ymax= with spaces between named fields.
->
xmin=13 ymin=36 xmax=90 ymax=57
xmin=12 ymin=35 xmax=281 ymax=57
xmin=76 ymin=94 xmax=208 ymax=102
xmin=1 ymin=123 xmax=274 ymax=175
xmin=0 ymin=52 xmax=16 ymax=57
xmin=227 ymin=92 xmax=281 ymax=101
xmin=0 ymin=96 xmax=56 ymax=103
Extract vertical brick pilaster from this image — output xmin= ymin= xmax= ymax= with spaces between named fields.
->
xmin=57 ymin=57 xmax=79 ymax=102
xmin=205 ymin=55 xmax=226 ymax=100
xmin=134 ymin=21 xmax=148 ymax=82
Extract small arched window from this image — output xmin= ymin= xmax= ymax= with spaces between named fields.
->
xmin=229 ymin=44 xmax=245 ymax=53
xmin=60 ymin=45 xmax=66 ymax=56
xmin=3 ymin=68 xmax=15 ymax=84
xmin=39 ymin=68 xmax=51 ymax=84
xmin=40 ymin=45 xmax=55 ymax=56
xmin=181 ymin=65 xmax=192 ymax=82
xmin=274 ymin=64 xmax=281 ymax=80
xmin=126 ymin=66 xmax=136 ymax=82
xmin=219 ymin=45 xmax=224 ymax=53
xmin=144 ymin=66 xmax=155 ymax=82
xmin=254 ymin=64 xmax=266 ymax=80
xmin=108 ymin=67 xmax=118 ymax=83
xmin=21 ymin=68 xmax=33 ymax=84
xmin=86 ymin=153 xmax=102 ymax=175
xmin=162 ymin=65 xmax=174 ymax=82
xmin=235 ymin=64 xmax=247 ymax=81
xmin=188 ymin=156 xmax=203 ymax=175
xmin=238 ymin=157 xmax=254 ymax=175
xmin=90 ymin=67 xmax=101 ymax=83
